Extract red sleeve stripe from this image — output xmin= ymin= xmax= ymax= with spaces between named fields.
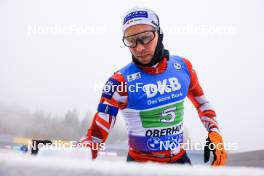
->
xmin=201 ymin=110 xmax=216 ymax=118
xmin=96 ymin=115 xmax=111 ymax=129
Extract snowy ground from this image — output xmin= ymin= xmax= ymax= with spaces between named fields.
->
xmin=1 ymin=136 xmax=264 ymax=176
xmin=1 ymin=149 xmax=264 ymax=176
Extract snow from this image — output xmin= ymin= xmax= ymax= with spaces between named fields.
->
xmin=1 ymin=150 xmax=264 ymax=176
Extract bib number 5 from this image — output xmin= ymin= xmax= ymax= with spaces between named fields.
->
xmin=160 ymin=107 xmax=176 ymax=123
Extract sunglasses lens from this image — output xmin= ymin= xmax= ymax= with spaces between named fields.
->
xmin=139 ymin=32 xmax=155 ymax=44
xmin=123 ymin=37 xmax=136 ymax=48
xmin=123 ymin=30 xmax=155 ymax=48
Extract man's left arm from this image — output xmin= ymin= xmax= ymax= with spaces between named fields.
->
xmin=183 ymin=58 xmax=227 ymax=166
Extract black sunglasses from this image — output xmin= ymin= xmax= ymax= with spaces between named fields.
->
xmin=122 ymin=30 xmax=156 ymax=48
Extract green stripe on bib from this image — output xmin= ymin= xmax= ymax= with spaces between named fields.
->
xmin=140 ymin=101 xmax=184 ymax=128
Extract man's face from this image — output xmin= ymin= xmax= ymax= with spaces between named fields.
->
xmin=124 ymin=24 xmax=158 ymax=65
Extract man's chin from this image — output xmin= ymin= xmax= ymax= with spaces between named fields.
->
xmin=137 ymin=56 xmax=152 ymax=65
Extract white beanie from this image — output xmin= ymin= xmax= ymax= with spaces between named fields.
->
xmin=122 ymin=7 xmax=160 ymax=32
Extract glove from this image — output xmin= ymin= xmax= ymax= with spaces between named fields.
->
xmin=77 ymin=137 xmax=98 ymax=160
xmin=204 ymin=131 xmax=227 ymax=166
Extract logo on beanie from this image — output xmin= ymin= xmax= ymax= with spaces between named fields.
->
xmin=123 ymin=11 xmax=148 ymax=25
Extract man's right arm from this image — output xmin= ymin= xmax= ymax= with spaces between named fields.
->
xmin=79 ymin=72 xmax=128 ymax=159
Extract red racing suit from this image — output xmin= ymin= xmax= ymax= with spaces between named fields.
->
xmin=83 ymin=56 xmax=220 ymax=162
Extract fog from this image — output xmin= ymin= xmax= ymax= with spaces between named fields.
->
xmin=0 ymin=102 xmax=127 ymax=143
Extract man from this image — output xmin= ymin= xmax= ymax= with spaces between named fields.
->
xmin=79 ymin=7 xmax=227 ymax=165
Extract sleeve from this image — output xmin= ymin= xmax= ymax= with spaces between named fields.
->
xmin=183 ymin=58 xmax=220 ymax=133
xmin=85 ymin=72 xmax=128 ymax=144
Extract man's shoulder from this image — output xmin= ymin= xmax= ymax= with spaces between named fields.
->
xmin=169 ymin=55 xmax=186 ymax=62
xmin=168 ymin=55 xmax=190 ymax=67
xmin=108 ymin=62 xmax=134 ymax=83
xmin=168 ymin=55 xmax=194 ymax=79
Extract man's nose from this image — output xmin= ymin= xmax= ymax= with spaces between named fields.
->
xmin=135 ymin=42 xmax=145 ymax=52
